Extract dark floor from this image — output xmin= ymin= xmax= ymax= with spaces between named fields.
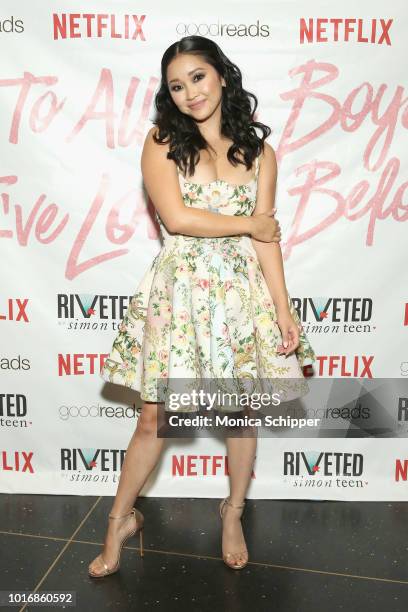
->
xmin=0 ymin=495 xmax=407 ymax=612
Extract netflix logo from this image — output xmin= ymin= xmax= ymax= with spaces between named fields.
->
xmin=1 ymin=450 xmax=34 ymax=473
xmin=300 ymin=18 xmax=393 ymax=45
xmin=395 ymin=459 xmax=408 ymax=482
xmin=315 ymin=355 xmax=374 ymax=377
xmin=0 ymin=298 xmax=29 ymax=323
xmin=53 ymin=13 xmax=146 ymax=40
xmin=58 ymin=353 xmax=107 ymax=376
xmin=172 ymin=454 xmax=256 ymax=478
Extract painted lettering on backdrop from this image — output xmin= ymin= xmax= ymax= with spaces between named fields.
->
xmin=276 ymin=59 xmax=408 ymax=258
xmin=0 ymin=61 xmax=407 ymax=276
xmin=0 ymin=69 xmax=160 ymax=278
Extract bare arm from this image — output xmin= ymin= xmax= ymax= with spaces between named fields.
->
xmin=250 ymin=143 xmax=290 ymax=315
xmin=141 ymin=127 xmax=260 ymax=238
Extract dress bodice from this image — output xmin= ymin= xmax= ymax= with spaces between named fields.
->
xmin=155 ymin=155 xmax=260 ymax=245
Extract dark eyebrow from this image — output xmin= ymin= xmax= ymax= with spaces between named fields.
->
xmin=168 ymin=67 xmax=206 ymax=85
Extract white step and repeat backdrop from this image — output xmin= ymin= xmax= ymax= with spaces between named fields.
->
xmin=1 ymin=1 xmax=407 ymax=500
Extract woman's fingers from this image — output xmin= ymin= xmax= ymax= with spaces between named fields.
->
xmin=278 ymin=328 xmax=300 ymax=357
xmin=273 ymin=219 xmax=281 ymax=242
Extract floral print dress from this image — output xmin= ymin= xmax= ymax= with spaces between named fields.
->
xmin=100 ymin=154 xmax=316 ymax=411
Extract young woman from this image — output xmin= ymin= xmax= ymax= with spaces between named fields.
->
xmin=89 ymin=35 xmax=315 ymax=577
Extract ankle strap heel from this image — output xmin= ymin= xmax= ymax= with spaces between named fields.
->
xmin=219 ymin=497 xmax=248 ymax=570
xmin=88 ymin=507 xmax=144 ymax=578
xmin=219 ymin=496 xmax=245 ymax=518
xmin=109 ymin=508 xmax=135 ymax=520
xmin=225 ymin=497 xmax=245 ymax=509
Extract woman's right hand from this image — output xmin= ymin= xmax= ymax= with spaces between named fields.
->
xmin=250 ymin=210 xmax=281 ymax=243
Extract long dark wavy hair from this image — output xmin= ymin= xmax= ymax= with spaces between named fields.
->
xmin=152 ymin=35 xmax=271 ymax=177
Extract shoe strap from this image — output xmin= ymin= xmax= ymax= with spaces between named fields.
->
xmin=108 ymin=507 xmax=136 ymax=520
xmin=224 ymin=496 xmax=245 ymax=509
xmin=100 ymin=554 xmax=109 ymax=572
xmin=225 ymin=550 xmax=248 ymax=557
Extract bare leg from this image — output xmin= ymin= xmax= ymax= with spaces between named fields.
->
xmin=88 ymin=401 xmax=165 ymax=574
xmin=222 ymin=427 xmax=257 ymax=566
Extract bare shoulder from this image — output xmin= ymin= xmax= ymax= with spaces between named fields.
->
xmin=141 ymin=126 xmax=176 ymax=178
xmin=260 ymin=142 xmax=277 ymax=168
xmin=258 ymin=142 xmax=277 ymax=184
xmin=142 ymin=126 xmax=170 ymax=157
xmin=145 ymin=125 xmax=160 ymax=141
xmin=263 ymin=141 xmax=276 ymax=157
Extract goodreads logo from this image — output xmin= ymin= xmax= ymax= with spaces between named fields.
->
xmin=176 ymin=20 xmax=270 ymax=38
xmin=0 ymin=16 xmax=24 ymax=33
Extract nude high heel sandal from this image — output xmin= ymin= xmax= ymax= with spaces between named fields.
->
xmin=88 ymin=507 xmax=144 ymax=578
xmin=219 ymin=497 xmax=248 ymax=570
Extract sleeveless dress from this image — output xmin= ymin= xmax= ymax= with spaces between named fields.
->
xmin=100 ymin=154 xmax=316 ymax=411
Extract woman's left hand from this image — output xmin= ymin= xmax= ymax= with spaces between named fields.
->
xmin=276 ymin=310 xmax=301 ymax=357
